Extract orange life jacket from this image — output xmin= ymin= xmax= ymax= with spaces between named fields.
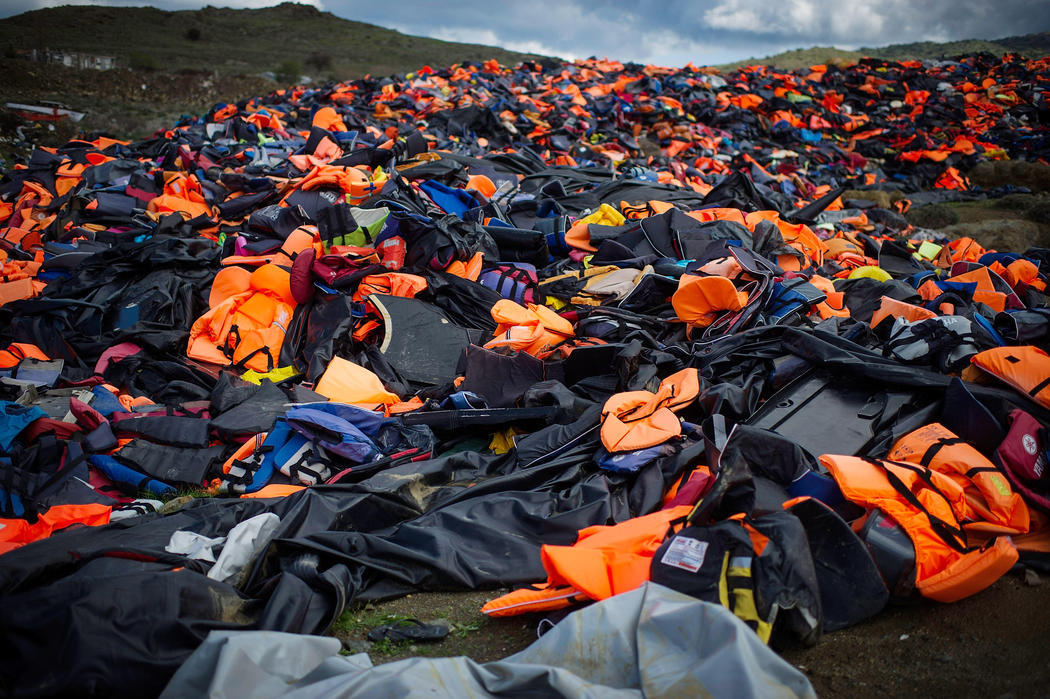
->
xmin=0 ymin=342 xmax=49 ymax=369
xmin=482 ymin=505 xmax=693 ymax=617
xmin=947 ymin=266 xmax=1012 ymax=312
xmin=313 ymin=356 xmax=400 ymax=408
xmin=971 ymin=346 xmax=1050 ymax=409
xmin=672 ymin=275 xmax=748 ymax=327
xmin=820 ymin=454 xmax=1018 ymax=602
xmin=869 ymin=295 xmax=937 ymax=329
xmin=352 ymin=272 xmax=428 ymax=302
xmin=484 ymin=299 xmax=575 ymax=356
xmin=187 ymin=263 xmax=296 ymax=373
xmin=220 ymin=226 xmax=319 ymax=268
xmin=600 ymin=368 xmax=700 ymax=452
xmin=888 ymin=424 xmax=1029 ymax=537
xmin=0 ymin=503 xmax=111 ymax=555
xmin=311 ymin=106 xmax=347 ymax=132
xmin=808 ymin=274 xmax=849 ymax=319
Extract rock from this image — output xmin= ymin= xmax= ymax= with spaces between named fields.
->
xmin=995 ymin=193 xmax=1042 ymax=211
xmin=906 ymin=203 xmax=959 ymax=229
xmin=638 ymin=137 xmax=662 ymax=158
xmin=1025 ymin=202 xmax=1050 ymax=225
xmin=341 ymin=639 xmax=372 ymax=653
xmin=866 ymin=207 xmax=910 ymax=230
xmin=938 ymin=219 xmax=1050 ymax=251
xmin=158 ymin=495 xmax=196 ymax=514
xmin=969 ymin=160 xmax=1050 ymax=192
xmin=841 ymin=189 xmax=892 ymax=209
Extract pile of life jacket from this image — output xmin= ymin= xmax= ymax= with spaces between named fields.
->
xmin=1 ymin=48 xmax=1050 ymax=672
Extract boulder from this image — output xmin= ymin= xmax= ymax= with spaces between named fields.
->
xmin=969 ymin=161 xmax=1050 ymax=192
xmin=906 ymin=204 xmax=959 ymax=229
xmin=938 ymin=219 xmax=1050 ymax=251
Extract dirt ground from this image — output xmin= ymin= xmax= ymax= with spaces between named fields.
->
xmin=329 ymin=568 xmax=1050 ymax=697
xmin=331 ymin=588 xmax=541 ymax=664
xmin=782 ymin=570 xmax=1050 ymax=698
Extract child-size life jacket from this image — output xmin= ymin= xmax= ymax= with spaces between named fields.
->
xmin=187 ymin=263 xmax=296 ymax=373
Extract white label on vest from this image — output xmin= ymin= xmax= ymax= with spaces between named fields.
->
xmin=1023 ymin=434 xmax=1039 ymax=456
xmin=661 ymin=536 xmax=708 ymax=573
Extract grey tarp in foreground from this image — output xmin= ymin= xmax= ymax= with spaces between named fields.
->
xmin=161 ymin=582 xmax=816 ymax=698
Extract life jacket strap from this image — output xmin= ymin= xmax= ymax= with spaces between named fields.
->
xmin=864 ymin=457 xmax=969 ymax=553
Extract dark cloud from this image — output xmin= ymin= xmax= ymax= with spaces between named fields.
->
xmin=4 ymin=0 xmax=1050 ymax=66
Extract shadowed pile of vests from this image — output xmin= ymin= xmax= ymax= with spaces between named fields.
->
xmin=0 ymin=50 xmax=1049 ymax=697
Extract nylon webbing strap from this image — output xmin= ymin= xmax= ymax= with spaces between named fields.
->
xmin=1028 ymin=374 xmax=1050 ymax=399
xmin=965 ymin=466 xmax=1000 ymax=479
xmin=864 ymin=457 xmax=969 ymax=553
xmin=918 ymin=437 xmax=966 ymax=468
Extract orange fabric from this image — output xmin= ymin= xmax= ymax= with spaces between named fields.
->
xmin=444 ymin=251 xmax=485 ymax=281
xmin=240 ymin=484 xmax=305 ymax=499
xmin=0 ymin=278 xmax=37 ymax=306
xmin=825 ymin=237 xmax=864 ymax=259
xmin=208 ymin=266 xmax=253 ymax=308
xmin=485 ymin=300 xmax=574 ymax=356
xmin=601 ymin=391 xmax=681 ymax=452
xmin=694 ymin=256 xmax=742 ymax=279
xmin=809 ymin=275 xmax=849 ymax=319
xmin=311 ymin=106 xmax=347 ymax=132
xmin=188 ymin=263 xmax=296 ymax=372
xmin=917 ymin=279 xmax=946 ymax=302
xmin=971 ymin=346 xmax=1050 ymax=408
xmin=2 ymin=227 xmax=42 ymax=249
xmin=743 ymin=211 xmax=825 ymax=267
xmin=222 ymin=433 xmax=268 ymax=475
xmin=290 ymin=164 xmax=388 ymax=205
xmin=869 ymin=296 xmax=937 ymax=328
xmin=249 ymin=263 xmax=295 ymax=305
xmin=353 ymin=273 xmax=427 ymax=302
xmin=483 ymin=505 xmax=693 ymax=615
xmin=948 ymin=267 xmax=1009 ymax=312
xmin=481 ymin=584 xmax=587 ymax=617
xmin=821 ymin=454 xmax=1018 ymax=603
xmin=600 ymin=369 xmax=699 ymax=452
xmin=564 ymin=219 xmax=596 ymax=252
xmin=687 ymin=207 xmax=750 ymax=228
xmin=1004 ymin=259 xmax=1046 ymax=291
xmin=149 ymin=176 xmax=213 ymax=220
xmin=314 ymin=356 xmax=400 ymax=406
xmin=0 ymin=343 xmax=49 ymax=369
xmin=685 ymin=207 xmax=825 ymax=267
xmin=466 ymin=174 xmax=497 ymax=199
xmin=0 ymin=503 xmax=111 ymax=555
xmin=672 ymin=275 xmax=747 ymax=327
xmin=889 ymin=424 xmax=1029 ymax=536
xmin=946 ymin=237 xmax=986 ymax=263
xmin=384 ymin=396 xmax=426 ymax=416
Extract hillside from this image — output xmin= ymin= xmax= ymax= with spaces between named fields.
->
xmin=0 ymin=2 xmax=545 ymax=147
xmin=720 ymin=32 xmax=1050 ymax=70
xmin=0 ymin=2 xmax=542 ymax=79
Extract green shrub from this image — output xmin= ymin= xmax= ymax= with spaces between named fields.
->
xmin=306 ymin=51 xmax=331 ymax=72
xmin=275 ymin=59 xmax=302 ymax=85
xmin=129 ymin=51 xmax=158 ymax=72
